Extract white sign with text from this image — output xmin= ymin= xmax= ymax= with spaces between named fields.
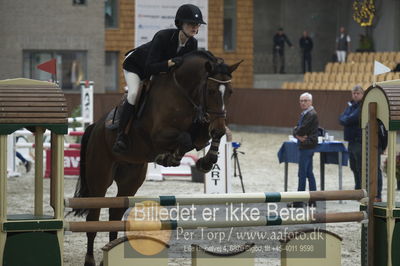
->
xmin=205 ymin=135 xmax=232 ymax=194
xmin=135 ymin=0 xmax=208 ymax=49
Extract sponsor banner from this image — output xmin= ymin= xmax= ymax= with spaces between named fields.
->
xmin=135 ymin=0 xmax=208 ymax=49
xmin=45 ymin=149 xmax=80 ymax=178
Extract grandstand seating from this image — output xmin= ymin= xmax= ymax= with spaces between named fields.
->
xmin=283 ymin=51 xmax=400 ymax=90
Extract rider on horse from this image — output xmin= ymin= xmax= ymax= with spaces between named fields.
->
xmin=113 ymin=4 xmax=207 ymax=154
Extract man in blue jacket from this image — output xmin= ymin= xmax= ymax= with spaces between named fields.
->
xmin=339 ymin=85 xmax=363 ymax=189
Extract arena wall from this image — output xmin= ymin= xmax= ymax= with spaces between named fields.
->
xmin=64 ymin=89 xmax=350 ymax=131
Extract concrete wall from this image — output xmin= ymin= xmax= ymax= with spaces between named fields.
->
xmin=0 ymin=0 xmax=105 ymax=92
xmin=254 ymin=0 xmax=400 ymax=74
xmin=372 ymin=0 xmax=400 ymax=51
xmin=346 ymin=0 xmax=400 ymax=52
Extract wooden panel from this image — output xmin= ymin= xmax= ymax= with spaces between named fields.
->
xmin=0 ymin=97 xmax=65 ymax=102
xmin=389 ymin=111 xmax=400 ymax=116
xmin=0 ymin=93 xmax=64 ymax=97
xmin=63 ymin=91 xmax=358 ymax=131
xmin=0 ymin=89 xmax=61 ymax=93
xmin=0 ymin=118 xmax=67 ymax=123
xmin=0 ymin=113 xmax=67 ymax=118
xmin=0 ymin=107 xmax=67 ymax=112
xmin=226 ymin=88 xmax=351 ymax=130
xmin=0 ymin=82 xmax=68 ymax=125
xmin=0 ymin=102 xmax=67 ymax=107
xmin=387 ymin=97 xmax=400 ymax=101
xmin=0 ymin=84 xmax=56 ymax=88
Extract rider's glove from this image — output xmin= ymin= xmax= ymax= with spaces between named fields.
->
xmin=171 ymin=57 xmax=183 ymax=68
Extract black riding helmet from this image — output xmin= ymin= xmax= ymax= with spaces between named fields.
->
xmin=175 ymin=4 xmax=206 ymax=29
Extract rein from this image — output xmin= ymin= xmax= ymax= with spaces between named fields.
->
xmin=172 ymin=72 xmax=231 ymax=123
xmin=173 ymin=72 xmax=208 ymax=123
xmin=205 ymin=76 xmax=231 ymax=119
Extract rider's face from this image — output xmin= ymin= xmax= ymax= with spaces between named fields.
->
xmin=182 ymin=22 xmax=200 ymax=37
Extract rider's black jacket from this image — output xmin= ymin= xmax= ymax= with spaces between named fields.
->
xmin=123 ymin=29 xmax=198 ymax=79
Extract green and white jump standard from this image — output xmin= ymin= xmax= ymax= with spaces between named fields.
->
xmin=360 ymin=81 xmax=400 ymax=266
xmin=0 ymin=78 xmax=68 ymax=266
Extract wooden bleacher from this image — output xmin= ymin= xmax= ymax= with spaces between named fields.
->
xmin=282 ymin=52 xmax=400 ymax=90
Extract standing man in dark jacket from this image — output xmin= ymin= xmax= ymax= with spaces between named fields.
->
xmin=339 ymin=85 xmax=363 ymax=189
xmin=299 ymin=31 xmax=313 ymax=73
xmin=293 ymin=92 xmax=319 ymax=197
xmin=273 ymin=28 xmax=292 ymax=74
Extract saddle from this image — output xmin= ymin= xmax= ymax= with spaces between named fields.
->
xmin=105 ymin=80 xmax=151 ymax=130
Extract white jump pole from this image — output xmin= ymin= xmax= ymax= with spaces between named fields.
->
xmin=7 ymin=134 xmax=20 ymax=178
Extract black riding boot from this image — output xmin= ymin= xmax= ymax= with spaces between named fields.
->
xmin=113 ymin=101 xmax=135 ymax=154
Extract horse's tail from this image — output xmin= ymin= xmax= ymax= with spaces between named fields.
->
xmin=69 ymin=123 xmax=95 ymax=217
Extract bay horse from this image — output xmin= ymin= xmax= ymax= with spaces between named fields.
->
xmin=71 ymin=50 xmax=242 ymax=266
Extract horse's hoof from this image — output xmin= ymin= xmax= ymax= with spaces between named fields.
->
xmin=84 ymin=254 xmax=96 ymax=266
xmin=196 ymin=158 xmax=212 ymax=173
xmin=155 ymin=154 xmax=180 ymax=167
xmin=155 ymin=154 xmax=168 ymax=166
xmin=170 ymin=158 xmax=181 ymax=167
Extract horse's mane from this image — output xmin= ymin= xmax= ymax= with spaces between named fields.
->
xmin=183 ymin=50 xmax=221 ymax=63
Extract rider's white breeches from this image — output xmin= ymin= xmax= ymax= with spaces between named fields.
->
xmin=123 ymin=70 xmax=141 ymax=105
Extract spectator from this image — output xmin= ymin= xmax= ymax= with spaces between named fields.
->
xmin=339 ymin=85 xmax=385 ymax=201
xmin=16 ymin=151 xmax=31 ymax=173
xmin=290 ymin=92 xmax=319 ymax=208
xmin=339 ymin=85 xmax=363 ymax=189
xmin=336 ymin=26 xmax=351 ymax=63
xmin=272 ymin=28 xmax=293 ymax=74
xmin=393 ymin=63 xmax=400 ymax=72
xmin=299 ymin=31 xmax=313 ymax=73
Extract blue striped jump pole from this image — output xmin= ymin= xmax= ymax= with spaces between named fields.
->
xmin=65 ymin=189 xmax=367 ymax=209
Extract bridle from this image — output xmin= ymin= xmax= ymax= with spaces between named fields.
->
xmin=172 ymin=70 xmax=231 ymax=124
xmin=205 ymin=76 xmax=231 ymax=119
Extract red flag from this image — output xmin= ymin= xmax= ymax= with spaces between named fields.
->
xmin=36 ymin=58 xmax=57 ymax=75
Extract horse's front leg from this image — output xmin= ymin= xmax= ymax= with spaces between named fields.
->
xmin=155 ymin=148 xmax=185 ymax=167
xmin=153 ymin=130 xmax=193 ymax=167
xmin=196 ymin=137 xmax=221 ymax=173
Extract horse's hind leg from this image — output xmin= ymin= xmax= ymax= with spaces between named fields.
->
xmin=84 ymin=158 xmax=113 ymax=266
xmin=109 ymin=162 xmax=148 ymax=242
xmin=84 ymin=209 xmax=101 ymax=266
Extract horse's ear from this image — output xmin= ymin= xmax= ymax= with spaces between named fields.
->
xmin=205 ymin=61 xmax=214 ymax=73
xmin=228 ymin=60 xmax=244 ymax=74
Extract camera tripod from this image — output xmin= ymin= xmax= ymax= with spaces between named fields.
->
xmin=232 ymin=147 xmax=245 ymax=193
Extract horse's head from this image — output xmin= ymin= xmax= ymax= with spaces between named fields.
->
xmin=172 ymin=51 xmax=242 ymax=139
xmin=204 ymin=59 xmax=242 ymax=139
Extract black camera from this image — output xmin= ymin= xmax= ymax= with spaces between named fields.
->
xmin=232 ymin=142 xmax=241 ymax=148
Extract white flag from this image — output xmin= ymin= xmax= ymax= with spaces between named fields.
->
xmin=374 ymin=60 xmax=391 ymax=75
